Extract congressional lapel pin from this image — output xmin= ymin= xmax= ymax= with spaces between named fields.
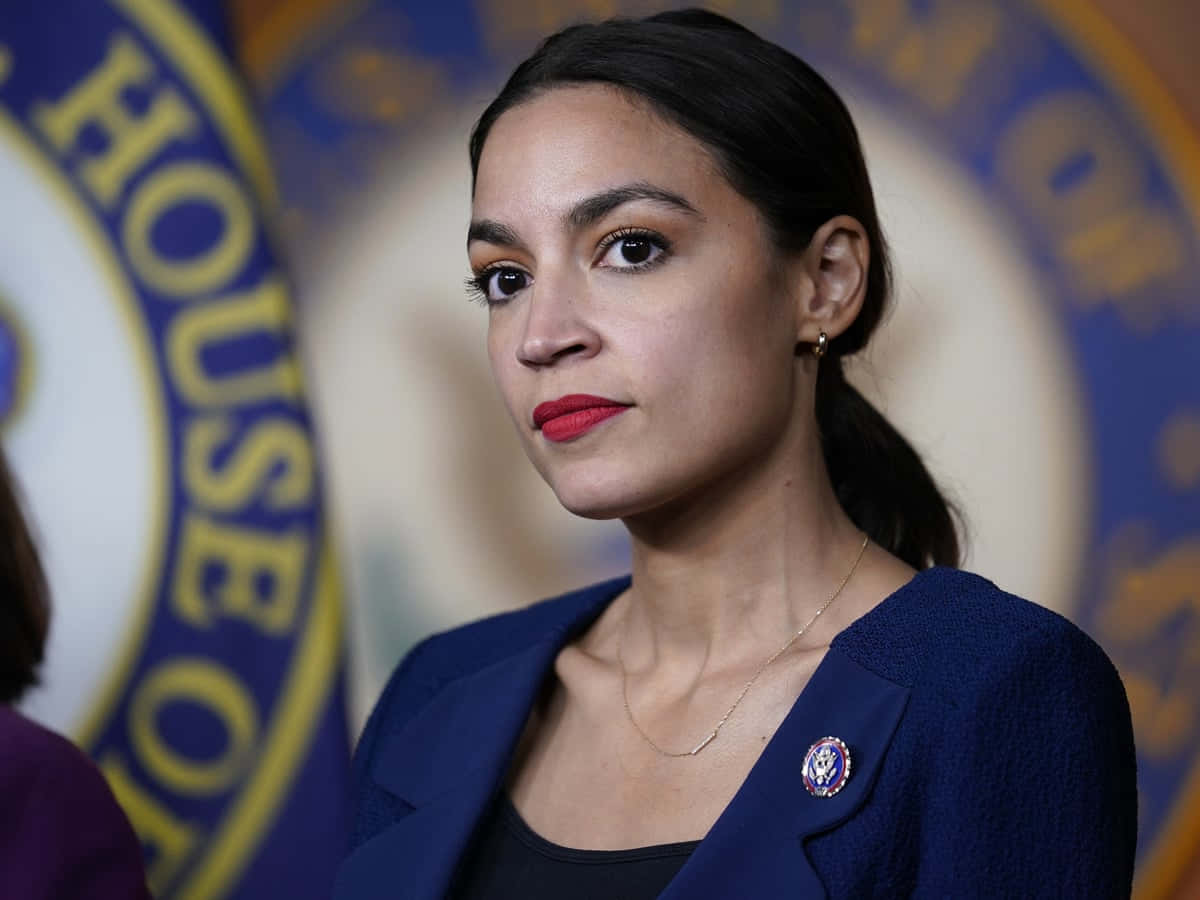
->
xmin=802 ymin=736 xmax=851 ymax=798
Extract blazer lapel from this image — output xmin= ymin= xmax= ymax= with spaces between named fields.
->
xmin=662 ymin=647 xmax=910 ymax=899
xmin=334 ymin=582 xmax=624 ymax=900
xmin=334 ymin=580 xmax=907 ymax=900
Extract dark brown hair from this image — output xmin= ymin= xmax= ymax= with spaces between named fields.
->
xmin=469 ymin=8 xmax=960 ymax=568
xmin=0 ymin=446 xmax=50 ymax=703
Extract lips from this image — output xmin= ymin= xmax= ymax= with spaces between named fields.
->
xmin=533 ymin=394 xmax=631 ymax=442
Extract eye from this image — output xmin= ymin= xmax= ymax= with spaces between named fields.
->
xmin=596 ymin=228 xmax=670 ymax=270
xmin=466 ymin=265 xmax=531 ymax=305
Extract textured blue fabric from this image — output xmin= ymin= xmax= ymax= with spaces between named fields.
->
xmin=338 ymin=568 xmax=1136 ymax=899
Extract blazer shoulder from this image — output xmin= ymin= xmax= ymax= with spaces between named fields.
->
xmin=932 ymin=570 xmax=1121 ymax=689
xmin=838 ymin=567 xmax=1122 ymax=693
xmin=896 ymin=574 xmax=1137 ymax=894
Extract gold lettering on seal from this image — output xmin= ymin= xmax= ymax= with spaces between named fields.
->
xmin=475 ymin=0 xmax=621 ymax=52
xmin=996 ymin=91 xmax=1186 ymax=325
xmin=32 ymin=34 xmax=198 ymax=207
xmin=1158 ymin=412 xmax=1200 ymax=492
xmin=310 ymin=47 xmax=446 ymax=126
xmin=101 ymin=751 xmax=201 ymax=892
xmin=703 ymin=0 xmax=780 ymax=26
xmin=846 ymin=0 xmax=1002 ymax=113
xmin=123 ymin=161 xmax=255 ymax=297
xmin=129 ymin=660 xmax=260 ymax=795
xmin=1098 ymin=529 xmax=1200 ymax=759
xmin=185 ymin=415 xmax=314 ymax=512
xmin=172 ymin=511 xmax=308 ymax=634
xmin=166 ymin=276 xmax=303 ymax=407
xmin=477 ymin=0 xmax=779 ymax=53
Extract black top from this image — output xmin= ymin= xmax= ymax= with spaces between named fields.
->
xmin=451 ymin=794 xmax=698 ymax=899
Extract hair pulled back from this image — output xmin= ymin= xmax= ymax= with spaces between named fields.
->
xmin=469 ymin=9 xmax=959 ymax=568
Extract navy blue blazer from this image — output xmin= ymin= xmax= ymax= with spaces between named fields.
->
xmin=336 ymin=568 xmax=1136 ymax=898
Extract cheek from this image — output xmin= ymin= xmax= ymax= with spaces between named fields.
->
xmin=645 ymin=289 xmax=795 ymax=429
xmin=485 ymin=326 xmax=522 ymax=418
xmin=640 ymin=285 xmax=786 ymax=384
xmin=485 ymin=328 xmax=503 ymax=377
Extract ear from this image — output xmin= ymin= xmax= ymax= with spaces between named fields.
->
xmin=792 ymin=215 xmax=869 ymax=350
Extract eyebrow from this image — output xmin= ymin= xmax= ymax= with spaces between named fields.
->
xmin=466 ymin=220 xmax=525 ymax=250
xmin=566 ymin=182 xmax=702 ymax=228
xmin=467 ymin=181 xmax=702 ymax=249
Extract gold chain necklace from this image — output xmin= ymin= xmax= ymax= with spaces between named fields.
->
xmin=616 ymin=534 xmax=870 ymax=758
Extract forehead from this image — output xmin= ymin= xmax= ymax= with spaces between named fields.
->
xmin=472 ymin=84 xmax=724 ymax=220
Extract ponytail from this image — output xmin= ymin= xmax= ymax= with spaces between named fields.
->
xmin=816 ymin=360 xmax=961 ymax=569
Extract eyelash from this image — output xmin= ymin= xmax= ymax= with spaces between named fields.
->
xmin=595 ymin=227 xmax=672 ymax=270
xmin=465 ymin=227 xmax=672 ymax=307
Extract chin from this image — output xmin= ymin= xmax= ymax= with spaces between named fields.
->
xmin=547 ymin=462 xmax=699 ymax=523
xmin=544 ymin=468 xmax=661 ymax=521
xmin=551 ymin=486 xmax=640 ymax=521
xmin=531 ymin=438 xmax=712 ymax=522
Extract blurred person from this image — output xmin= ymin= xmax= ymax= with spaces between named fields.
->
xmin=0 ymin=448 xmax=149 ymax=899
xmin=337 ymin=10 xmax=1137 ymax=898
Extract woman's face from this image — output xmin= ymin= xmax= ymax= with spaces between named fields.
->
xmin=469 ymin=85 xmax=807 ymax=520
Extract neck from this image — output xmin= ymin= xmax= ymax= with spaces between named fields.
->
xmin=618 ymin=427 xmax=865 ymax=668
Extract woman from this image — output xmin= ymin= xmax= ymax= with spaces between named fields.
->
xmin=0 ymin=448 xmax=150 ymax=899
xmin=338 ymin=10 xmax=1136 ymax=898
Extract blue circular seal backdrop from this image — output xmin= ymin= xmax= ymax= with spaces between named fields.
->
xmin=0 ymin=2 xmax=347 ymax=898
xmin=246 ymin=1 xmax=1200 ymax=895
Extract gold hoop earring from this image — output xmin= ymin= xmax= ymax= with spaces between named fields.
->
xmin=813 ymin=331 xmax=828 ymax=359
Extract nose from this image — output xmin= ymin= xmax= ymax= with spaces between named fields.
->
xmin=515 ymin=276 xmax=601 ymax=368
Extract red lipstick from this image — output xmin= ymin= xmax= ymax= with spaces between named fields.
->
xmin=533 ymin=394 xmax=631 ymax=442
